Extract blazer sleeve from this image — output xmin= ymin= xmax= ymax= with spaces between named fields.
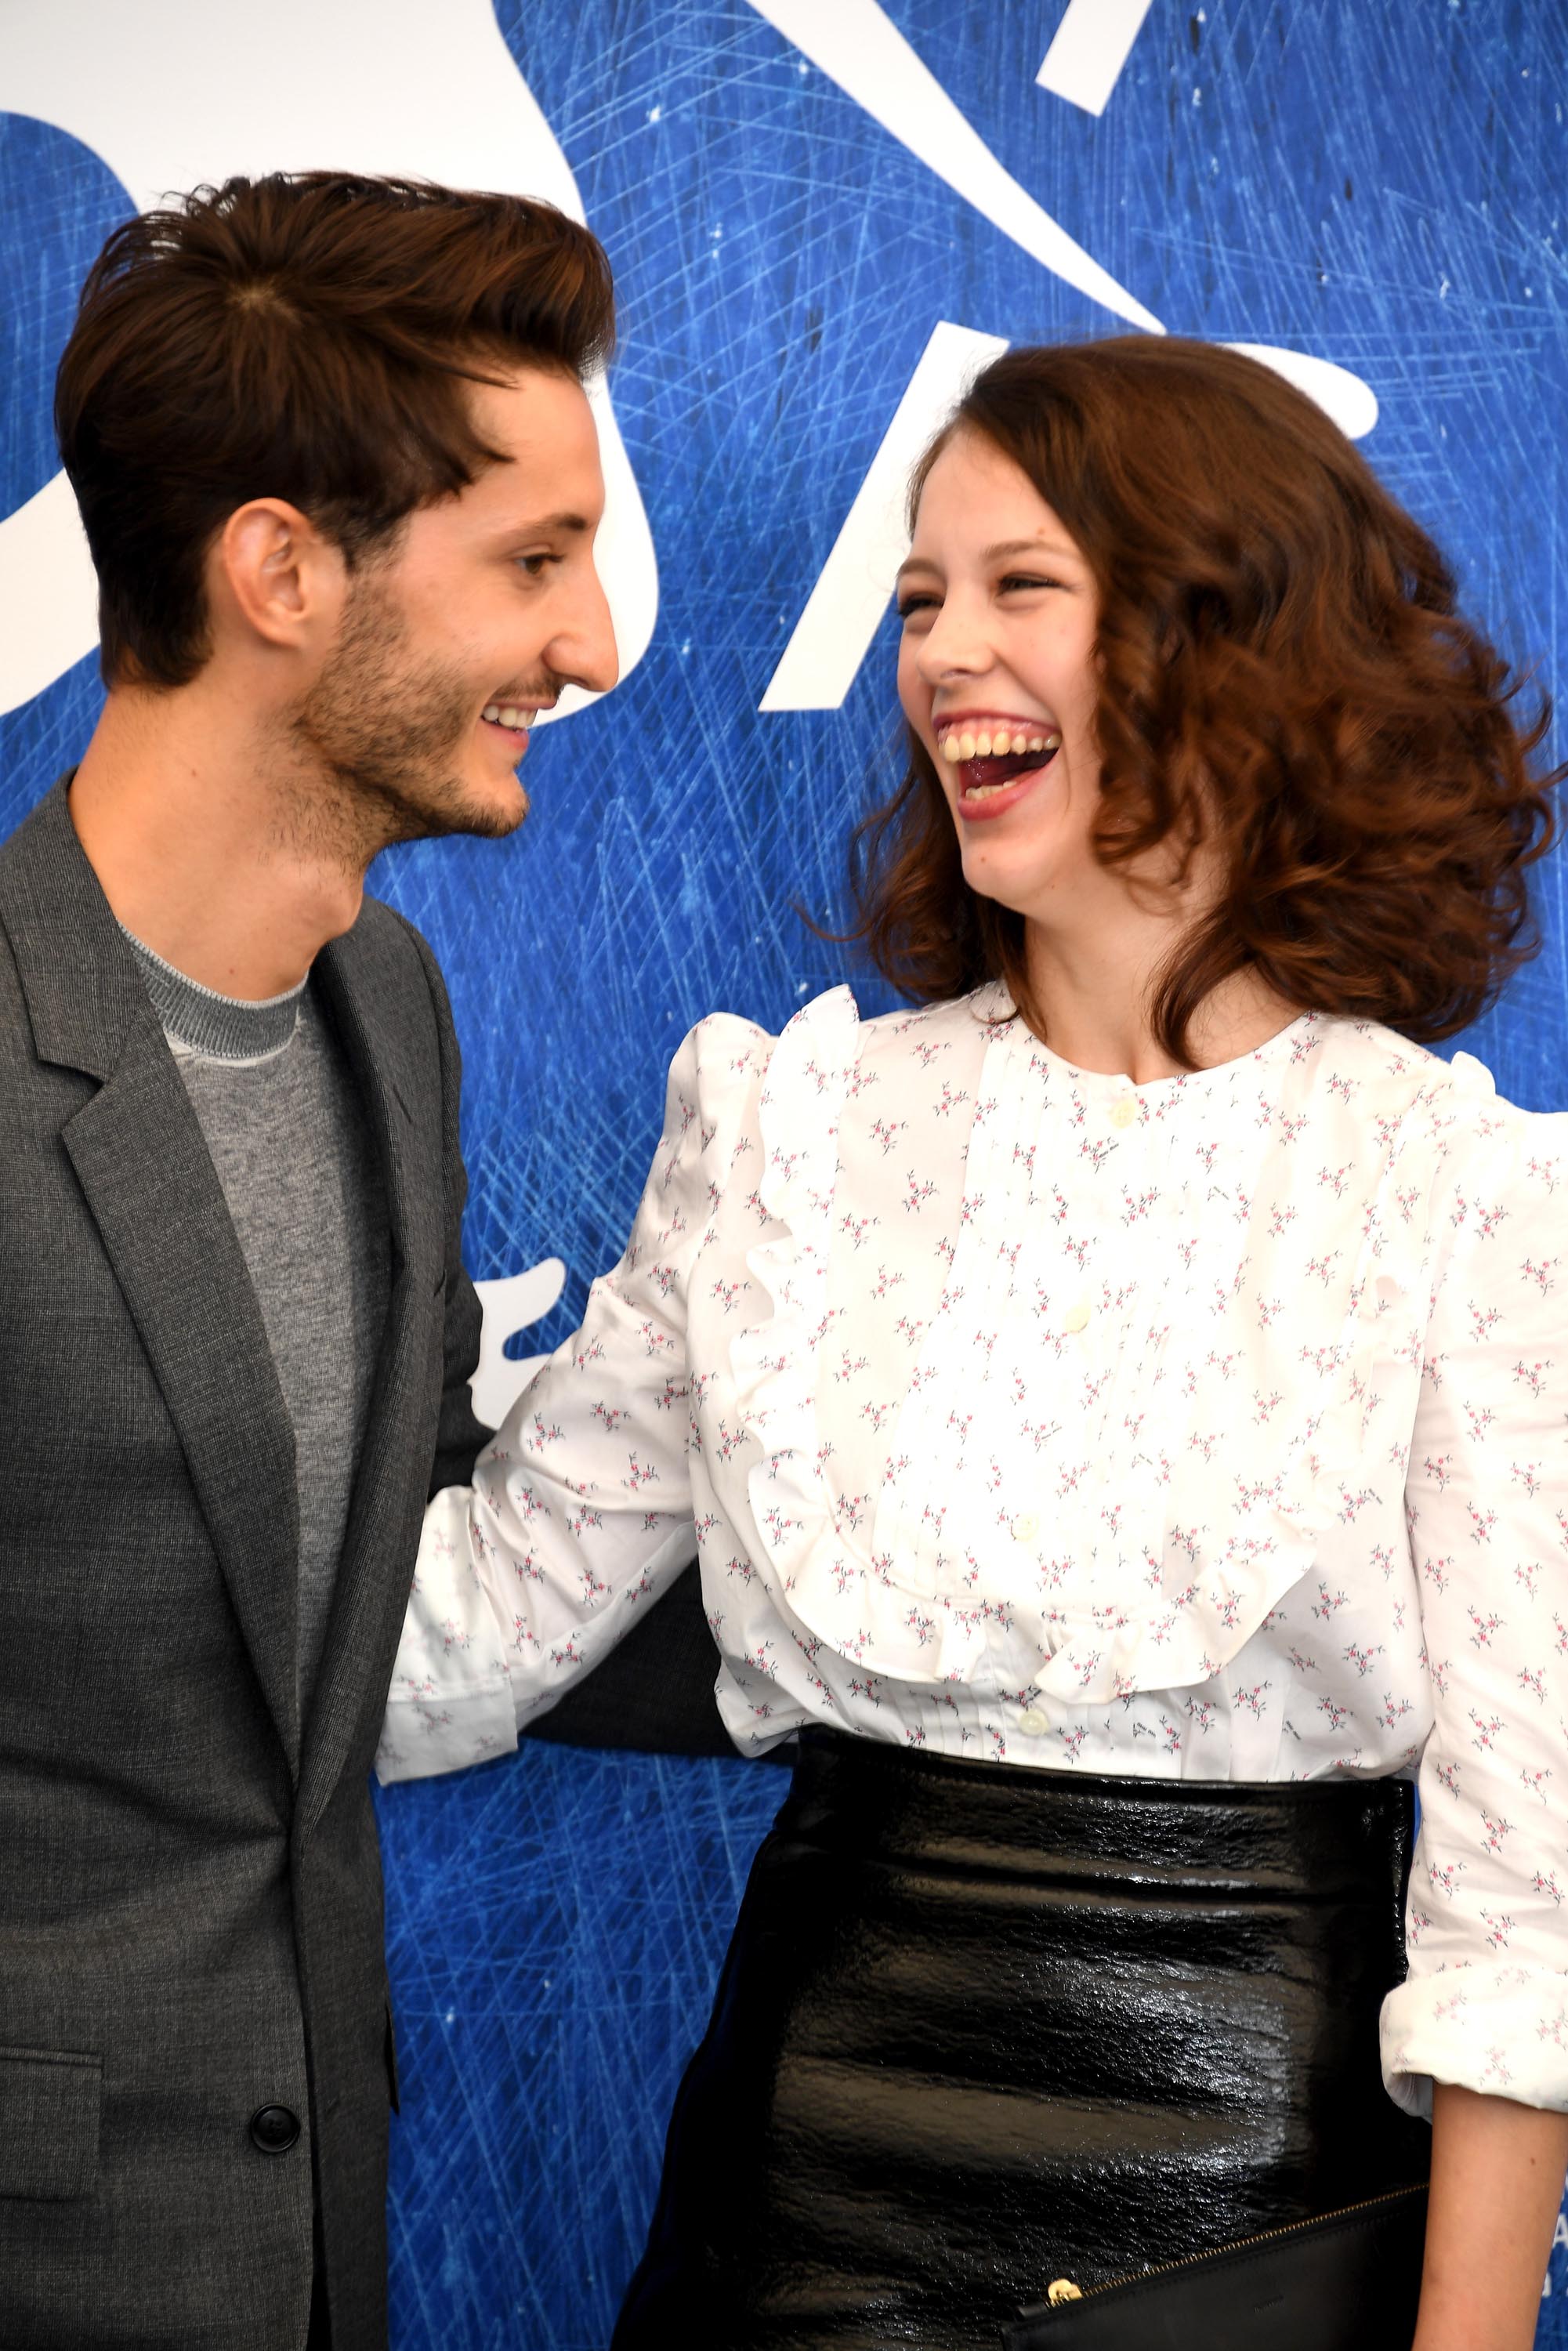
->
xmin=407 ymin=923 xmax=494 ymax=1499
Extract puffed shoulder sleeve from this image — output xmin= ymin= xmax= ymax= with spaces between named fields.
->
xmin=375 ymin=1013 xmax=768 ymax=1783
xmin=1382 ymin=1080 xmax=1568 ymax=2116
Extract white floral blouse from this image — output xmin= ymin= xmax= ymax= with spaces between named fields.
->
xmin=378 ymin=984 xmax=1568 ymax=2120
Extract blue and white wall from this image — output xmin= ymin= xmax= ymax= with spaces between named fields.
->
xmin=2 ymin=3 xmax=1565 ymax=2341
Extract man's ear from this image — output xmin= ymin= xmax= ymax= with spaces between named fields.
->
xmin=211 ymin=498 xmax=346 ymax=655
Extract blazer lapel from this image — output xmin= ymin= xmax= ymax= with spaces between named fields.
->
xmin=0 ymin=784 xmax=302 ymax=1771
xmin=299 ymin=909 xmax=445 ymax=1827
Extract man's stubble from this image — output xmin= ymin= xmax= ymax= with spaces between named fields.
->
xmin=283 ymin=564 xmax=539 ymax=874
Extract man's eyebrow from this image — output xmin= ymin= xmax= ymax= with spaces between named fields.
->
xmin=495 ymin=510 xmax=592 ymax=540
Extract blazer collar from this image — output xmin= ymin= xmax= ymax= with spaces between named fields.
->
xmin=301 ymin=910 xmax=446 ymax=1820
xmin=0 ymin=777 xmax=148 ymax=1081
xmin=315 ymin=914 xmax=426 ymax=1288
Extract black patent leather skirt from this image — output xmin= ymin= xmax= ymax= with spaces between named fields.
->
xmin=612 ymin=1730 xmax=1432 ymax=2351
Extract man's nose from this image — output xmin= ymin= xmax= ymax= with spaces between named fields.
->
xmin=550 ymin=560 xmax=620 ymax=697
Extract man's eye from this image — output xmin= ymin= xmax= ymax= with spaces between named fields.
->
xmin=516 ymin=552 xmax=558 ymax=578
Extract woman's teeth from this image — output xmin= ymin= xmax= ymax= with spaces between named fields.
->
xmin=935 ymin=724 xmax=1064 ymax=801
xmin=940 ymin=726 xmax=1061 ymax=763
xmin=483 ymin=702 xmax=537 ymax=730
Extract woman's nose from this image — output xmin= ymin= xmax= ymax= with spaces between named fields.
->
xmin=914 ymin=595 xmax=991 ymax=683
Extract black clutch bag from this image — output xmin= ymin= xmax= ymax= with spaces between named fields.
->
xmin=1001 ymin=2183 xmax=1429 ymax=2351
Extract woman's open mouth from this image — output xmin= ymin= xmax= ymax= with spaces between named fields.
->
xmin=936 ymin=719 xmax=1062 ymax=820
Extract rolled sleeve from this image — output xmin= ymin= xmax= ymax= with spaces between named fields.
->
xmin=1382 ymin=1096 xmax=1568 ymax=2115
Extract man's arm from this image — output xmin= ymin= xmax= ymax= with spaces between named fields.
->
xmin=525 ymin=1559 xmax=740 ymax=1759
xmin=411 ymin=926 xmax=494 ymax=1500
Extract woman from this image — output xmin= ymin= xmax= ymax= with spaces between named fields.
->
xmin=382 ymin=339 xmax=1568 ymax=2350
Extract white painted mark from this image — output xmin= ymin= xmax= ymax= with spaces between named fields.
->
xmin=0 ymin=469 xmax=101 ymax=721
xmin=748 ymin=2 xmax=1376 ymax=440
xmin=0 ymin=0 xmax=657 ymax=720
xmin=472 ymin=1259 xmax=567 ymax=1428
xmin=748 ymin=0 xmax=1162 ymax=333
xmin=759 ymin=321 xmax=1009 ymax=713
xmin=1225 ymin=341 xmax=1378 ymax=440
xmin=1037 ymin=0 xmax=1158 ymax=118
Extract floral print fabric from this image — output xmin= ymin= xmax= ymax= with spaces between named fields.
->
xmin=379 ymin=984 xmax=1568 ymax=2117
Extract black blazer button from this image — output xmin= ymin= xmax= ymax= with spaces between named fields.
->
xmin=250 ymin=2104 xmax=301 ymax=2154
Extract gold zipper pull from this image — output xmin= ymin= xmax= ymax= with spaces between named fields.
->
xmin=1046 ymin=2280 xmax=1083 ymax=2306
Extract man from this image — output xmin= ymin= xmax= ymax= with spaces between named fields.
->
xmin=0 ymin=170 xmax=719 ymax=2351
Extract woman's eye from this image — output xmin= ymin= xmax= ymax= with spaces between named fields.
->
xmin=516 ymin=552 xmax=558 ymax=578
xmin=897 ymin=592 xmax=939 ymax=620
xmin=998 ymin=573 xmax=1063 ymax=593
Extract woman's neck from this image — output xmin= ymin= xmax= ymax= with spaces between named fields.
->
xmin=1019 ymin=893 xmax=1298 ymax=1084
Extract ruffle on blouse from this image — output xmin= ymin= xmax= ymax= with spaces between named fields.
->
xmin=965 ymin=1013 xmax=1435 ymax=1717
xmin=729 ymin=989 xmax=940 ymax=1665
xmin=733 ymin=987 xmax=1016 ymax=1683
xmin=732 ymin=988 xmax=1454 ymax=1707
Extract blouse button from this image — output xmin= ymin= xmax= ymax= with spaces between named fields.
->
xmin=1109 ymin=1097 xmax=1138 ymax=1130
xmin=1011 ymin=1510 xmax=1040 ymax=1543
xmin=1063 ymin=1300 xmax=1092 ymax=1334
xmin=1018 ymin=1707 xmax=1050 ymax=1737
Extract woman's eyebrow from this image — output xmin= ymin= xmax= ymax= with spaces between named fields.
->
xmin=981 ymin=535 xmax=1079 ymax=563
xmin=895 ymin=535 xmax=1080 ymax=585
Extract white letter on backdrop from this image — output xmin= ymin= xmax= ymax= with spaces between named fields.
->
xmin=759 ymin=320 xmax=1009 ymax=715
xmin=1037 ymin=0 xmax=1159 ymax=118
xmin=748 ymin=0 xmax=1161 ymax=332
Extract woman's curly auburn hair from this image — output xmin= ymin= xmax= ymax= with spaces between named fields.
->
xmin=848 ymin=336 xmax=1560 ymax=1065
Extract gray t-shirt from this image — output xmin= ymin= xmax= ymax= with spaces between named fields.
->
xmin=124 ymin=929 xmax=389 ymax=1718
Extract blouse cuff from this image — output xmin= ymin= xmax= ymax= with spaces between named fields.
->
xmin=1381 ymin=1965 xmax=1568 ymax=2119
xmin=375 ymin=1483 xmax=520 ymax=1784
xmin=375 ymin=1680 xmax=519 ymax=1784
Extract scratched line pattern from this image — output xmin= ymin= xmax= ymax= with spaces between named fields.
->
xmin=1 ymin=1 xmax=1566 ymax=2342
xmin=376 ymin=1744 xmax=784 ymax=2350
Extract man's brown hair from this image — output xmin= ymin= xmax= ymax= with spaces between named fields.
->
xmin=849 ymin=336 xmax=1560 ymax=1062
xmin=55 ymin=172 xmax=616 ymax=690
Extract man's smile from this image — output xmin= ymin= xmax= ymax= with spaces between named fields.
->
xmin=481 ymin=699 xmax=538 ymax=743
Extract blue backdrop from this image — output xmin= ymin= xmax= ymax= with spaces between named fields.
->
xmin=2 ymin=2 xmax=1566 ymax=2343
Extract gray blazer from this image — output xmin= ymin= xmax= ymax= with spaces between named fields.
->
xmin=0 ymin=781 xmax=492 ymax=2349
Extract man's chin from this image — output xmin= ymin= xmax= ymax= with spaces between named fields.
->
xmin=457 ymin=776 xmax=531 ymax=841
xmin=455 ymin=749 xmax=532 ymax=839
xmin=376 ymin=770 xmax=530 ymax=848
